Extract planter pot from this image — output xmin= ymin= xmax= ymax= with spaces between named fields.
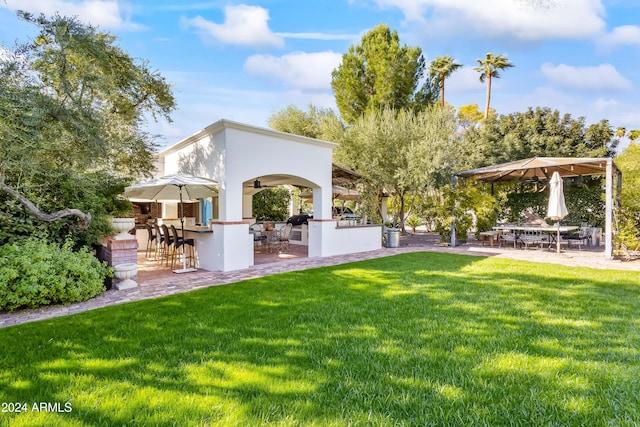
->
xmin=112 ymin=217 xmax=135 ymax=240
xmin=113 ymin=263 xmax=138 ymax=290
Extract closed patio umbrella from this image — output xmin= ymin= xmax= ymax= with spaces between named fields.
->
xmin=547 ymin=171 xmax=568 ymax=253
xmin=123 ymin=174 xmax=218 ymax=273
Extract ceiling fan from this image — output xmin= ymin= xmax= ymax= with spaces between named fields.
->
xmin=250 ymin=178 xmax=272 ymax=189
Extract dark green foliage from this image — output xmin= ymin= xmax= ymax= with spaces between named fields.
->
xmin=0 ymin=237 xmax=111 ymax=311
xmin=0 ymin=13 xmax=174 ymax=246
xmin=330 ymin=24 xmax=437 ymax=124
xmin=252 ymin=187 xmax=291 ymax=221
xmin=500 ymin=179 xmax=604 ymax=226
xmin=0 ymin=172 xmax=132 ymax=248
xmin=461 ymin=107 xmax=616 ymax=170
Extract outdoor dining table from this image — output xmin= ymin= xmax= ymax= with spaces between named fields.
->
xmin=251 ymin=229 xmax=276 ymax=252
xmin=492 ymin=225 xmax=579 ymax=248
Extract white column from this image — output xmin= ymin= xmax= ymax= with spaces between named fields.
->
xmin=218 ymin=180 xmax=243 ymax=221
xmin=210 ymin=222 xmax=253 ymax=271
xmin=242 ymin=194 xmax=253 ymax=219
xmin=313 ymin=184 xmax=332 ymax=220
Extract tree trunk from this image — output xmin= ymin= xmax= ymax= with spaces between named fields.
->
xmin=440 ymin=77 xmax=446 ymax=107
xmin=376 ymin=190 xmax=383 ymax=223
xmin=484 ymin=75 xmax=492 ymax=121
xmin=398 ymin=190 xmax=406 ymax=234
xmin=0 ymin=180 xmax=91 ymax=231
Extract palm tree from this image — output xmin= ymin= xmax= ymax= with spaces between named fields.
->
xmin=429 ymin=55 xmax=462 ymax=107
xmin=474 ymin=52 xmax=514 ymax=121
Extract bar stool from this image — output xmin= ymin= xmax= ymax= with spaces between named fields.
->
xmin=160 ymin=224 xmax=175 ymax=266
xmin=170 ymin=225 xmax=195 ymax=269
xmin=153 ymin=223 xmax=166 ymax=262
xmin=145 ymin=223 xmax=157 ymax=259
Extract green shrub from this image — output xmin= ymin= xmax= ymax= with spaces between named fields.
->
xmin=252 ymin=187 xmax=292 ymax=221
xmin=614 ymin=208 xmax=640 ymax=255
xmin=404 ymin=214 xmax=423 ymax=234
xmin=0 ymin=238 xmax=111 ymax=311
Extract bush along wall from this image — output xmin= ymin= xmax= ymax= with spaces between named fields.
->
xmin=0 ymin=237 xmax=112 ymax=311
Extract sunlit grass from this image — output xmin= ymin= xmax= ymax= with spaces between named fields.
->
xmin=1 ymin=252 xmax=639 ymax=426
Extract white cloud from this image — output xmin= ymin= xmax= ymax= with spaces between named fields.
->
xmin=276 ymin=32 xmax=359 ymax=41
xmin=598 ymin=25 xmax=640 ymax=49
xmin=182 ymin=4 xmax=283 ymax=48
xmin=0 ymin=0 xmax=138 ymax=30
xmin=244 ymin=51 xmax=342 ymax=90
xmin=541 ymin=63 xmax=633 ymax=91
xmin=372 ymin=0 xmax=606 ymax=41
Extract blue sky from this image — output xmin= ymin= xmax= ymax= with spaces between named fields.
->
xmin=1 ymin=0 xmax=639 ymax=151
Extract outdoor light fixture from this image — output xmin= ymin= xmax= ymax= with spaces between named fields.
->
xmin=253 ymin=178 xmax=261 ymax=189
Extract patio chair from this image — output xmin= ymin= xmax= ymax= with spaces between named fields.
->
xmin=145 ymin=223 xmax=157 ymax=259
xmin=170 ymin=225 xmax=195 ymax=269
xmin=499 ymin=231 xmax=519 ymax=248
xmin=154 ymin=223 xmax=168 ymax=262
xmin=274 ymin=223 xmax=293 ymax=253
xmin=520 ymin=231 xmax=548 ymax=250
xmin=250 ymin=223 xmax=267 ymax=251
xmin=562 ymin=227 xmax=590 ymax=250
xmin=161 ymin=224 xmax=175 ymax=266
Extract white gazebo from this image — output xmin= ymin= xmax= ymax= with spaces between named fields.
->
xmin=151 ymin=119 xmax=381 ymax=271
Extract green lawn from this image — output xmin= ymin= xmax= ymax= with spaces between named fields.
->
xmin=1 ymin=252 xmax=639 ymax=426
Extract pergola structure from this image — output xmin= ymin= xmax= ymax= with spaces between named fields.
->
xmin=455 ymin=157 xmax=621 ymax=259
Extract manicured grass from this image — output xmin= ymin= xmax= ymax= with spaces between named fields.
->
xmin=1 ymin=252 xmax=639 ymax=426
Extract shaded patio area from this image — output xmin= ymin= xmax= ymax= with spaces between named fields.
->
xmin=455 ymin=156 xmax=620 ymax=258
xmin=136 ymin=243 xmax=309 ymax=282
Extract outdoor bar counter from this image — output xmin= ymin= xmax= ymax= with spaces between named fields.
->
xmin=182 ymin=226 xmax=214 ymax=270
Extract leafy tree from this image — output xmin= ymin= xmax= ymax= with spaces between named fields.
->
xmin=0 ymin=12 xmax=175 ymax=246
xmin=613 ymin=126 xmax=640 ymax=251
xmin=335 ymin=107 xmax=457 ymax=232
xmin=458 ymin=104 xmax=485 ymax=129
xmin=252 ymin=187 xmax=292 ymax=221
xmin=473 ymin=52 xmax=514 ymax=121
xmin=460 ymin=107 xmax=616 ymax=170
xmin=429 ymin=55 xmax=462 ymax=108
xmin=268 ymin=104 xmax=344 ymax=140
xmin=330 ymin=24 xmax=437 ymax=124
xmin=616 ymin=142 xmax=640 ymax=211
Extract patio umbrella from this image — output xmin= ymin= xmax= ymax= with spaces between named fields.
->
xmin=547 ymin=171 xmax=569 ymax=253
xmin=123 ymin=173 xmax=218 ymax=201
xmin=123 ymin=174 xmax=218 ymax=273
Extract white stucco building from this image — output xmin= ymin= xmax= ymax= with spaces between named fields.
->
xmin=154 ymin=119 xmax=382 ymax=271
